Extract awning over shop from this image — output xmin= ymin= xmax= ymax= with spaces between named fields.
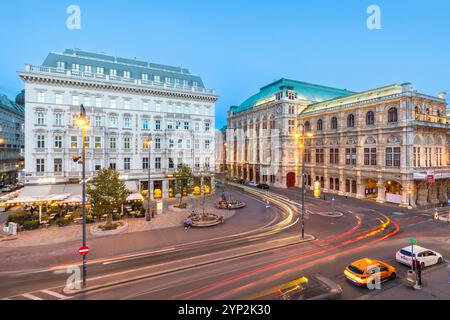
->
xmin=127 ymin=193 xmax=144 ymax=202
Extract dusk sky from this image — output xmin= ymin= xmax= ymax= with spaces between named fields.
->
xmin=1 ymin=0 xmax=449 ymax=128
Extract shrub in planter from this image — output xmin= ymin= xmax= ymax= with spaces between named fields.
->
xmin=7 ymin=211 xmax=29 ymax=225
xmin=86 ymin=215 xmax=94 ymax=224
xmin=23 ymin=219 xmax=40 ymax=230
xmin=56 ymin=217 xmax=70 ymax=227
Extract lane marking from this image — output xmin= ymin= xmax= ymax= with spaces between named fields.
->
xmin=22 ymin=293 xmax=44 ymax=300
xmin=40 ymin=289 xmax=70 ymax=300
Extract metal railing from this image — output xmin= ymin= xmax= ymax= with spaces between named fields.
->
xmin=24 ymin=64 xmax=216 ymax=95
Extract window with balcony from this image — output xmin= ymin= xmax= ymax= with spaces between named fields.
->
xmin=364 ymin=148 xmax=377 ymax=166
xmin=54 ymin=113 xmax=63 ymax=126
xmin=123 ymin=137 xmax=131 ymax=150
xmin=142 ymin=157 xmax=149 ymax=170
xmin=71 ymin=136 xmax=78 ymax=149
xmin=54 ymin=136 xmax=62 ymax=149
xmin=142 ymin=119 xmax=149 ymax=130
xmin=95 ymin=137 xmax=102 ymax=149
xmin=345 ymin=148 xmax=356 ymax=165
xmin=124 ymin=117 xmax=131 ymax=129
xmin=36 ymin=159 xmax=45 ymax=173
xmin=109 ymin=137 xmax=116 ymax=149
xmin=385 ymin=147 xmax=401 ymax=167
xmin=124 ymin=158 xmax=131 ymax=171
xmin=37 ymin=135 xmax=46 ymax=149
xmin=95 ymin=116 xmax=102 ymax=127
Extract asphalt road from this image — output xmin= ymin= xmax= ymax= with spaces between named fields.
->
xmin=1 ymin=184 xmax=449 ymax=300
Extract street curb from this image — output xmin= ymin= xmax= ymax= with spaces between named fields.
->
xmin=63 ymin=234 xmax=315 ymax=296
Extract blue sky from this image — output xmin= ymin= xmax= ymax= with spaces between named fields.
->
xmin=1 ymin=0 xmax=449 ymax=128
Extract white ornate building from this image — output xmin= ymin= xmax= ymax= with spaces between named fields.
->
xmin=226 ymin=79 xmax=450 ymax=207
xmin=19 ymin=49 xmax=217 ymax=199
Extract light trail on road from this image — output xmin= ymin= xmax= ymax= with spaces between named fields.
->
xmin=172 ymin=214 xmax=396 ymax=300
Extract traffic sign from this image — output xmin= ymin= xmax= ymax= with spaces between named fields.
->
xmin=79 ymin=246 xmax=89 ymax=256
xmin=407 ymin=237 xmax=417 ymax=245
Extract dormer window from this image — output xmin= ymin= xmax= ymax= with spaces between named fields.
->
xmin=110 ymin=69 xmax=117 ymax=77
xmin=85 ymin=65 xmax=92 ymax=74
xmin=124 ymin=71 xmax=131 ymax=79
xmin=72 ymin=64 xmax=80 ymax=72
xmin=154 ymin=75 xmax=160 ymax=82
xmin=96 ymin=67 xmax=104 ymax=75
xmin=56 ymin=61 xmax=65 ymax=70
xmin=142 ymin=73 xmax=148 ymax=81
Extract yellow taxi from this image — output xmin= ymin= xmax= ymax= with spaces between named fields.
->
xmin=344 ymin=258 xmax=397 ymax=288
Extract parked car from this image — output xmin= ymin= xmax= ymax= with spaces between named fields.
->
xmin=257 ymin=183 xmax=270 ymax=190
xmin=396 ymin=245 xmax=443 ymax=269
xmin=344 ymin=258 xmax=397 ymax=288
xmin=248 ymin=181 xmax=258 ymax=187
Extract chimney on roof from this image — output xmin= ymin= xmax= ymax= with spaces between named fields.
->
xmin=438 ymin=92 xmax=446 ymax=100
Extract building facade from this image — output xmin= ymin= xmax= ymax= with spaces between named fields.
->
xmin=19 ymin=49 xmax=217 ymax=198
xmin=215 ymin=126 xmax=227 ymax=173
xmin=300 ymin=83 xmax=449 ymax=208
xmin=225 ymin=79 xmax=354 ymax=188
xmin=226 ymin=79 xmax=449 ymax=208
xmin=0 ymin=94 xmax=24 ymax=185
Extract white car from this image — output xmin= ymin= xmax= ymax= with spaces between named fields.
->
xmin=395 ymin=245 xmax=444 ymax=268
xmin=248 ymin=181 xmax=259 ymax=187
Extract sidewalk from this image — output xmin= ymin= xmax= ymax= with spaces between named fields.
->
xmin=0 ymin=191 xmax=277 ymax=271
xmin=0 ymin=195 xmax=235 ymax=248
xmin=359 ymin=264 xmax=450 ymax=300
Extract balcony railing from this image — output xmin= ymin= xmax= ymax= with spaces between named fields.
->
xmin=24 ymin=64 xmax=216 ymax=96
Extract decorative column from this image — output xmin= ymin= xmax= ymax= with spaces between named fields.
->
xmin=376 ymin=178 xmax=385 ymax=203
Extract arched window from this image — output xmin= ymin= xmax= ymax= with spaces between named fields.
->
xmin=317 ymin=119 xmax=323 ymax=131
xmin=366 ymin=111 xmax=375 ymax=125
xmin=347 ymin=114 xmax=355 ymax=127
xmin=388 ymin=107 xmax=398 ymax=123
xmin=304 ymin=121 xmax=311 ymax=132
xmin=331 ymin=117 xmax=338 ymax=129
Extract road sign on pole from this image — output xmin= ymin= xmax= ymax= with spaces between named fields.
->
xmin=79 ymin=246 xmax=89 ymax=256
xmin=407 ymin=237 xmax=417 ymax=245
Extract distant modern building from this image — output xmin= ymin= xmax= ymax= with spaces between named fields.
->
xmin=215 ymin=126 xmax=227 ymax=173
xmin=0 ymin=94 xmax=24 ymax=185
xmin=19 ymin=49 xmax=217 ymax=198
xmin=226 ymin=79 xmax=450 ymax=208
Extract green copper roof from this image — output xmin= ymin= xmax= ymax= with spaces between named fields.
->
xmin=0 ymin=94 xmax=24 ymax=115
xmin=42 ymin=49 xmax=205 ymax=88
xmin=303 ymin=83 xmax=404 ymax=115
xmin=231 ymin=78 xmax=354 ymax=114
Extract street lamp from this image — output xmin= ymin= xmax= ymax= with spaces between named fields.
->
xmin=294 ymin=123 xmax=313 ymax=239
xmin=75 ymin=104 xmax=89 ymax=288
xmin=145 ymin=134 xmax=154 ymax=221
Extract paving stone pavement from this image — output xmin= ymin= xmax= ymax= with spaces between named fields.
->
xmin=0 ymin=195 xmax=235 ymax=248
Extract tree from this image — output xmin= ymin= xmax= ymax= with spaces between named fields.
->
xmin=173 ymin=165 xmax=193 ymax=207
xmin=87 ymin=169 xmax=130 ymax=220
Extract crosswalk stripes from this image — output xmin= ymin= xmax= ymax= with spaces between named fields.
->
xmin=21 ymin=293 xmax=44 ymax=300
xmin=5 ymin=289 xmax=73 ymax=301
